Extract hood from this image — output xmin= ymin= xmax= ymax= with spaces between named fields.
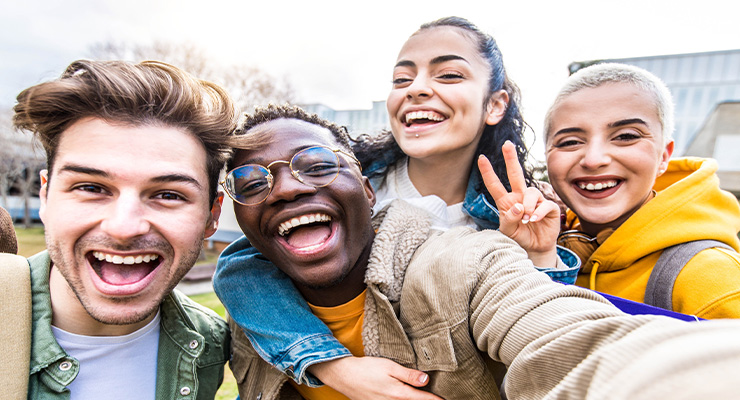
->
xmin=365 ymin=200 xmax=432 ymax=301
xmin=577 ymin=157 xmax=740 ymax=274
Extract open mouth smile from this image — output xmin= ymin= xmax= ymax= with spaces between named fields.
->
xmin=88 ymin=250 xmax=161 ymax=288
xmin=403 ymin=110 xmax=446 ymax=127
xmin=276 ymin=212 xmax=336 ymax=253
xmin=572 ymin=178 xmax=623 ymax=199
xmin=576 ymin=180 xmax=619 ymax=191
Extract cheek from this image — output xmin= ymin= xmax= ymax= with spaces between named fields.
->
xmin=546 ymin=154 xmax=567 ymax=181
xmin=386 ymin=91 xmax=403 ymax=114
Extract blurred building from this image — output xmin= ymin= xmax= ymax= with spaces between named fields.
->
xmin=569 ymin=49 xmax=740 ymax=195
xmin=301 ymin=101 xmax=389 ymax=137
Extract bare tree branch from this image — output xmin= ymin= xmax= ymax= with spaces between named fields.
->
xmin=88 ymin=40 xmax=294 ymax=111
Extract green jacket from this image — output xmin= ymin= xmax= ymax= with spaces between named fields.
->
xmin=27 ymin=251 xmax=230 ymax=399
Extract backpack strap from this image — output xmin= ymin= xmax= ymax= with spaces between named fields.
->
xmin=645 ymin=240 xmax=734 ymax=311
xmin=0 ymin=253 xmax=32 ymax=398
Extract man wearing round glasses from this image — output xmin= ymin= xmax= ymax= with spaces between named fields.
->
xmin=215 ymin=105 xmax=740 ymax=400
xmin=222 ymin=146 xmax=361 ymax=207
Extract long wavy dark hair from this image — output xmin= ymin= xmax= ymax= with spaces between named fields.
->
xmin=352 ymin=16 xmax=534 ymax=199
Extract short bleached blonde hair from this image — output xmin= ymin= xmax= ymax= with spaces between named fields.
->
xmin=544 ymin=63 xmax=674 ymax=143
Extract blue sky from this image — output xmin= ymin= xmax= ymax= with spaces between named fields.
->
xmin=2 ymin=0 xmax=738 ymax=156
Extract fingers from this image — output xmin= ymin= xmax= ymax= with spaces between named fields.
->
xmin=521 ymin=187 xmax=543 ymax=223
xmin=527 ymin=199 xmax=560 ymax=225
xmin=388 ymin=362 xmax=430 ymax=388
xmin=387 ymin=363 xmax=444 ymax=400
xmin=504 ymin=198 xmax=559 ymax=228
xmin=477 ymin=155 xmax=509 ymax=201
xmin=501 ymin=140 xmax=526 ymax=194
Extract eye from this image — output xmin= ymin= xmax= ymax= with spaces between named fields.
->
xmin=553 ymin=138 xmax=583 ymax=148
xmin=238 ymin=178 xmax=270 ymax=196
xmin=302 ymin=162 xmax=339 ymax=177
xmin=437 ymin=72 xmax=464 ymax=81
xmin=392 ymin=77 xmax=413 ymax=87
xmin=154 ymin=192 xmax=185 ymax=201
xmin=614 ymin=132 xmax=641 ymax=142
xmin=73 ymin=184 xmax=106 ymax=194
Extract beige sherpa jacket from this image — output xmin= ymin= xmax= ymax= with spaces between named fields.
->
xmin=230 ymin=200 xmax=739 ymax=399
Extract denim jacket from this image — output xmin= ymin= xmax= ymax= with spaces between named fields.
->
xmin=27 ymin=251 xmax=230 ymax=399
xmin=213 ymin=161 xmax=580 ymax=386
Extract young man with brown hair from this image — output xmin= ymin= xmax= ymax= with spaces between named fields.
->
xmin=13 ymin=59 xmax=237 ymax=399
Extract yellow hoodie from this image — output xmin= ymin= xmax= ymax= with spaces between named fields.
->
xmin=571 ymin=158 xmax=740 ymax=319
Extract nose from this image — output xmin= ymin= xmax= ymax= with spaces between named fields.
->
xmin=265 ymin=164 xmax=317 ymax=204
xmin=100 ymin=192 xmax=151 ymax=241
xmin=579 ymin=140 xmax=612 ymax=170
xmin=406 ymin=75 xmax=433 ymax=100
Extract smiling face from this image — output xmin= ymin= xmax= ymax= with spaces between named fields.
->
xmin=41 ymin=117 xmax=220 ymax=335
xmin=386 ymin=26 xmax=506 ymax=165
xmin=545 ymin=83 xmax=674 ymax=235
xmin=231 ymin=118 xmax=375 ymax=305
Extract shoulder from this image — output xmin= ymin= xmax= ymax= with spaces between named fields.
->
xmin=410 ymin=227 xmax=531 ymax=281
xmin=166 ymin=290 xmax=230 ymax=347
xmin=674 ymin=247 xmax=740 ymax=318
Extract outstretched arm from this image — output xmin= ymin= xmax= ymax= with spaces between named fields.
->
xmin=477 ymin=140 xmax=561 ymax=269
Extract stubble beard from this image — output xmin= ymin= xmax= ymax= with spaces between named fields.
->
xmin=46 ymin=233 xmax=203 ymax=326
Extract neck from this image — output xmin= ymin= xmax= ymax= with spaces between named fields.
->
xmin=406 ymin=155 xmax=473 ymax=205
xmin=49 ymin=264 xmax=155 ymax=336
xmin=579 ymin=190 xmax=657 ymax=236
xmin=297 ymin=236 xmax=374 ymax=307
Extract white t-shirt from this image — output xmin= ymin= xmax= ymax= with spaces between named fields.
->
xmin=52 ymin=311 xmax=161 ymax=400
xmin=373 ymin=158 xmax=477 ymax=231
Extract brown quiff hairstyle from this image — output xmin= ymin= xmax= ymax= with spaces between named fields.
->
xmin=13 ymin=59 xmax=238 ymax=206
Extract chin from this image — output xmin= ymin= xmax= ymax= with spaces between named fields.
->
xmin=83 ymin=298 xmax=162 ymax=326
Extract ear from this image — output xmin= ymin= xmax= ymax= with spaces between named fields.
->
xmin=38 ymin=170 xmax=49 ymax=222
xmin=362 ymin=176 xmax=376 ymax=209
xmin=657 ymin=140 xmax=675 ymax=176
xmin=204 ymin=192 xmax=224 ymax=239
xmin=485 ymin=90 xmax=509 ymax=126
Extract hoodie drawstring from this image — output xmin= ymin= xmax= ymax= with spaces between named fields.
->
xmin=589 ymin=261 xmax=601 ymax=290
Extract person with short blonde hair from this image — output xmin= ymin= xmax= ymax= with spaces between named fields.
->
xmin=544 ymin=62 xmax=740 ymax=318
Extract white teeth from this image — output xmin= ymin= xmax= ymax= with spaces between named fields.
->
xmin=405 ymin=111 xmax=444 ymax=123
xmin=92 ymin=251 xmax=159 ymax=265
xmin=578 ymin=180 xmax=618 ymax=191
xmin=278 ymin=213 xmax=332 ymax=236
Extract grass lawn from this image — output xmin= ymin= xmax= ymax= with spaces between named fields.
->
xmin=14 ymin=227 xmax=239 ymax=399
xmin=190 ymin=292 xmax=239 ymax=400
xmin=14 ymin=226 xmax=46 ymax=257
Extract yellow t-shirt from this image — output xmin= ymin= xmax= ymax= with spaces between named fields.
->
xmin=290 ymin=290 xmax=367 ymax=400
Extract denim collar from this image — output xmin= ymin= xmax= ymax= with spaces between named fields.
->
xmin=463 ymin=173 xmax=500 ymax=230
xmin=365 ymin=158 xmax=501 ymax=231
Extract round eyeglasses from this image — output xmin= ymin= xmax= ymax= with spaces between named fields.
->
xmin=221 ymin=145 xmax=361 ymax=206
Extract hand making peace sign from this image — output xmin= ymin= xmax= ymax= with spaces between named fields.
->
xmin=477 ymin=141 xmax=560 ymax=269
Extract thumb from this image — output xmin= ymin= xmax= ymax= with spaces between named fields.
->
xmin=389 ymin=364 xmax=430 ymax=388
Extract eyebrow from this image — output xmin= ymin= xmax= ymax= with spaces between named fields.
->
xmin=394 ymin=54 xmax=468 ymax=69
xmin=608 ymin=118 xmax=649 ymax=128
xmin=237 ymin=145 xmax=314 ymax=167
xmin=552 ymin=127 xmax=585 ymax=137
xmin=552 ymin=118 xmax=650 ymax=138
xmin=57 ymin=164 xmax=203 ymax=189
